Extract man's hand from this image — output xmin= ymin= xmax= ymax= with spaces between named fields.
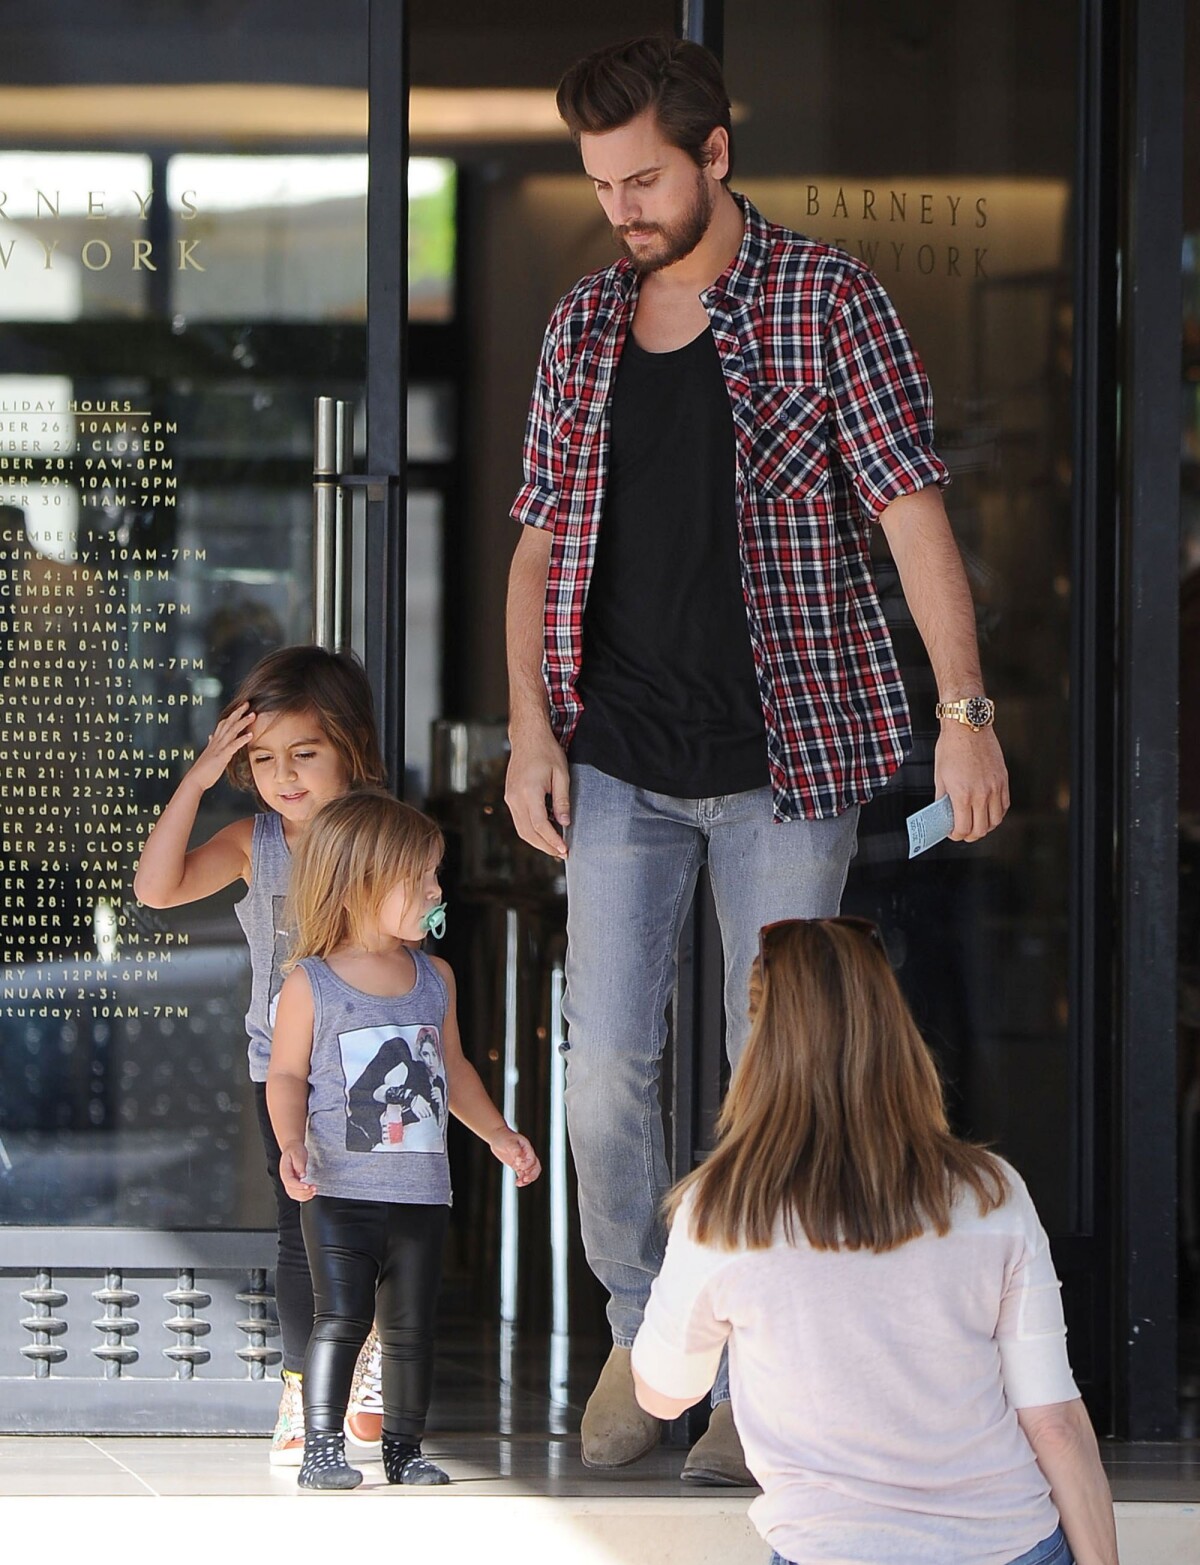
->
xmin=504 ymin=721 xmax=571 ymax=859
xmin=934 ymin=722 xmax=1009 ymax=841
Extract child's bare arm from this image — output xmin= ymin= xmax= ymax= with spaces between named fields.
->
xmin=434 ymin=957 xmax=541 ymax=1187
xmin=134 ymin=703 xmax=256 ymax=907
xmin=266 ymin=969 xmax=317 ymax=1202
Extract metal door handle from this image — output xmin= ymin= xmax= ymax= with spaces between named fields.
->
xmin=312 ymin=396 xmax=354 ymax=650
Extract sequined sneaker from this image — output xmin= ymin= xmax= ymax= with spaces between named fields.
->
xmin=269 ymin=1369 xmax=305 ymax=1467
xmin=345 ymin=1325 xmax=383 ymax=1448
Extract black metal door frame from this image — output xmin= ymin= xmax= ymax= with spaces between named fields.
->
xmin=363 ymin=0 xmax=409 ymax=788
xmin=1112 ymin=0 xmax=1183 ymax=1440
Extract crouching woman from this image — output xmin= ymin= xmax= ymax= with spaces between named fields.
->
xmin=631 ymin=917 xmax=1118 ymax=1565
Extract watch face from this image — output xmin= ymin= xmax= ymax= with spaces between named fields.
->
xmin=964 ymin=696 xmax=993 ymax=728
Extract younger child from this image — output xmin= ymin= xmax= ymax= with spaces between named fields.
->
xmin=133 ymin=645 xmax=387 ymax=1463
xmin=267 ymin=789 xmax=541 ymax=1490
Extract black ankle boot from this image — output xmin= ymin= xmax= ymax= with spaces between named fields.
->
xmin=381 ymin=1431 xmax=449 ymax=1485
xmin=298 ymin=1431 xmax=363 ymax=1490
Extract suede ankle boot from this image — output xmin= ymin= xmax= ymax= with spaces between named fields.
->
xmin=580 ymin=1345 xmax=661 ymax=1469
xmin=680 ymin=1401 xmax=757 ymax=1487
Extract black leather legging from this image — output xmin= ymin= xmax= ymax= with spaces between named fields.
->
xmin=253 ymin=1083 xmax=314 ymax=1375
xmin=300 ymin=1193 xmax=448 ymax=1440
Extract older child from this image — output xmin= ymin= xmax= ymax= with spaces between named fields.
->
xmin=134 ymin=646 xmax=387 ymax=1463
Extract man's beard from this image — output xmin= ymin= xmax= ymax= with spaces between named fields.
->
xmin=614 ymin=172 xmax=715 ymax=275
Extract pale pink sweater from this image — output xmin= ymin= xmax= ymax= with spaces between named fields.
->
xmin=632 ymin=1162 xmax=1077 ymax=1565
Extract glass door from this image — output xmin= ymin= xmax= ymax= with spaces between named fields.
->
xmin=722 ymin=0 xmax=1107 ymax=1412
xmin=0 ymin=1 xmax=401 ymax=1432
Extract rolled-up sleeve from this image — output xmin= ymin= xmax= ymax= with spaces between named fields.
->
xmin=996 ymin=1199 xmax=1080 ymax=1409
xmin=631 ymin=1207 xmax=732 ymax=1401
xmin=510 ymin=319 xmax=564 ymax=532
xmin=826 ymin=268 xmax=949 ymax=522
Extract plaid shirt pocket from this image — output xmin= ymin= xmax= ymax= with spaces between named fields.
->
xmin=747 ymin=384 xmax=830 ymax=498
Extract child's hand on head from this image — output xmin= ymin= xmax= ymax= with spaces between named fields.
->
xmin=488 ymin=1128 xmax=542 ymax=1187
xmin=190 ymin=702 xmax=256 ymax=791
xmin=279 ymin=1141 xmax=316 ymax=1202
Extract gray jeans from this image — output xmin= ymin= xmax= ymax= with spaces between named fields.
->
xmin=562 ymin=763 xmax=859 ymax=1354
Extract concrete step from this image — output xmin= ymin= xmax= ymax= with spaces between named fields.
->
xmin=0 ymin=1437 xmax=1194 ymax=1563
xmin=0 ymin=1491 xmax=1194 ymax=1564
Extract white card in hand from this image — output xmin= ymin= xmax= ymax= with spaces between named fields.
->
xmin=906 ymin=795 xmax=955 ymax=859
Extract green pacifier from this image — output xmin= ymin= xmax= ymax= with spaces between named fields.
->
xmin=420 ymin=902 xmax=447 ymax=940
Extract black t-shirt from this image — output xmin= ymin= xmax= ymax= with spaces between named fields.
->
xmin=570 ymin=326 xmax=768 ymax=797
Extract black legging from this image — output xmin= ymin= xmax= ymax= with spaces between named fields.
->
xmin=253 ymin=1082 xmax=314 ymax=1375
xmin=300 ymin=1194 xmax=448 ymax=1440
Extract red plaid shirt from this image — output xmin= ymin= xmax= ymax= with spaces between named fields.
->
xmin=511 ymin=196 xmax=949 ymax=821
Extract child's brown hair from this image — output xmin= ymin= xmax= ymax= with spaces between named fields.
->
xmin=218 ymin=645 xmax=386 ymax=795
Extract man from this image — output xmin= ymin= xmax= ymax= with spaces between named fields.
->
xmin=504 ymin=36 xmax=1008 ymax=1483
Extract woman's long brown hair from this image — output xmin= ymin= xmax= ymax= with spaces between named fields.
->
xmin=668 ymin=919 xmax=1007 ymax=1252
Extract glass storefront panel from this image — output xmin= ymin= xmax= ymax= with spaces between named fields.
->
xmin=0 ymin=5 xmax=369 ymax=1228
xmin=726 ymin=1 xmax=1080 ymax=1232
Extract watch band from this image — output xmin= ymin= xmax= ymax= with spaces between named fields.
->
xmin=936 ymin=696 xmax=996 ymax=731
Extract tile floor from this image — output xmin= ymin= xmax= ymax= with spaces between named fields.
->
xmin=0 ymin=1324 xmax=1197 ymax=1506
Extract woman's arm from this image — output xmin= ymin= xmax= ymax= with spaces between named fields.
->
xmin=632 ymin=1367 xmax=699 ymax=1421
xmin=631 ymin=1198 xmax=730 ymax=1417
xmin=133 ymin=703 xmax=256 ymax=906
xmin=1017 ymin=1399 xmax=1119 ymax=1565
xmin=265 ymin=969 xmax=317 ymax=1202
xmin=432 ymin=957 xmax=541 ymax=1186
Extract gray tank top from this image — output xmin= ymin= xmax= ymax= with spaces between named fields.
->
xmin=232 ymin=811 xmax=293 ymax=1083
xmin=299 ymin=951 xmax=452 ymax=1206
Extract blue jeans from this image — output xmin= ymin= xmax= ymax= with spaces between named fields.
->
xmin=1007 ymin=1526 xmax=1074 ymax=1565
xmin=769 ymin=1522 xmax=1074 ymax=1565
xmin=562 ymin=764 xmax=859 ymax=1353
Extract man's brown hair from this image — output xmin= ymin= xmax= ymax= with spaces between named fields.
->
xmin=217 ymin=645 xmax=386 ymax=795
xmin=668 ymin=918 xmax=1008 ymax=1252
xmin=556 ymin=35 xmax=733 ymax=178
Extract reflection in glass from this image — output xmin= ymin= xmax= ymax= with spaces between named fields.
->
xmin=405 ymin=490 xmax=444 ymax=801
xmin=0 ymin=152 xmax=151 ymax=319
xmin=728 ymin=1 xmax=1078 ymax=1231
xmin=0 ymin=59 xmax=380 ymax=1228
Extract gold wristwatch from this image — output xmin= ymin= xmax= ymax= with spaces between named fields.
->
xmin=936 ymin=696 xmax=995 ymax=731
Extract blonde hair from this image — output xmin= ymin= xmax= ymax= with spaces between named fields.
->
xmin=285 ymin=790 xmax=444 ymax=967
xmin=668 ymin=918 xmax=1008 ymax=1253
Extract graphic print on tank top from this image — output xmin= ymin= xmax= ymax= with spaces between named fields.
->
xmin=266 ymin=894 xmax=291 ymax=1029
xmin=341 ymin=1023 xmax=448 ymax=1155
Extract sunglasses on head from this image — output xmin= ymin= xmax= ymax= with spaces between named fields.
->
xmin=757 ymin=915 xmax=885 ymax=967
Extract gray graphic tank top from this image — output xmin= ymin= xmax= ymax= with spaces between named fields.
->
xmin=299 ymin=951 xmax=452 ymax=1205
xmin=232 ymin=811 xmax=293 ymax=1083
